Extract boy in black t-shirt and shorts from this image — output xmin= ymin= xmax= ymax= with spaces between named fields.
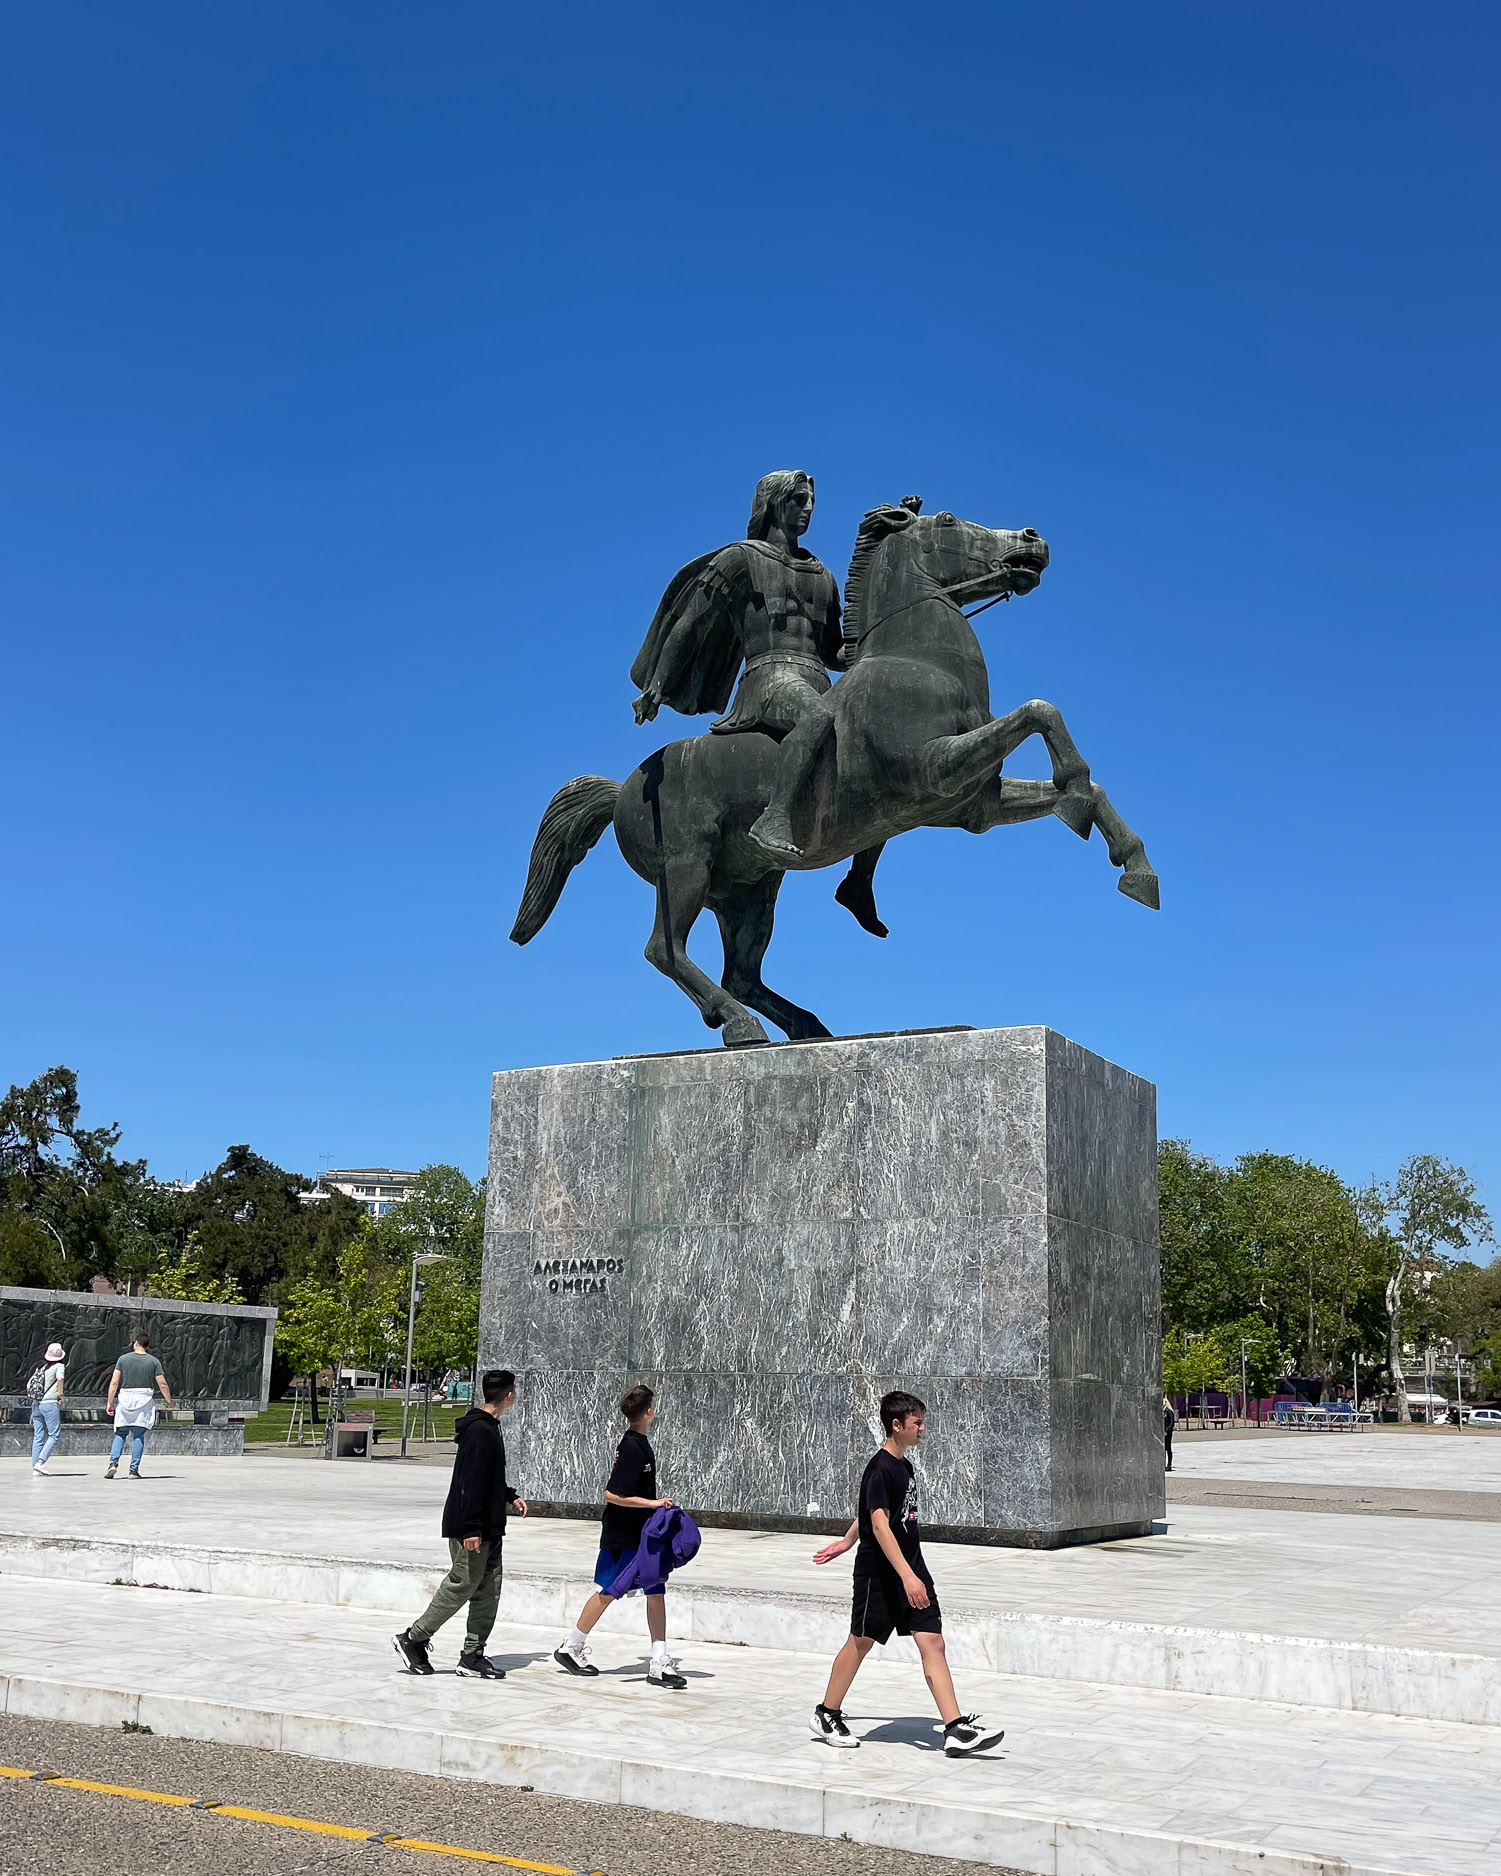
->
xmin=811 ymin=1390 xmax=1004 ymax=1757
xmin=553 ymin=1385 xmax=687 ymax=1690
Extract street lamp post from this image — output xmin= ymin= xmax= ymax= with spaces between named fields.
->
xmin=1239 ymin=1339 xmax=1250 ymax=1427
xmin=400 ymin=1250 xmax=446 ymax=1459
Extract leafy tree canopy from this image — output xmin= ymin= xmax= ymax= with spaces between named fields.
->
xmin=176 ymin=1145 xmax=366 ymax=1305
xmin=276 ymin=1230 xmax=403 ymax=1381
xmin=0 ymin=1066 xmax=149 ymax=1285
xmin=365 ymin=1165 xmax=485 ymax=1378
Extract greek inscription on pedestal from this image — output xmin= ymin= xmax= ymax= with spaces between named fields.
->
xmin=533 ymin=1256 xmax=624 ymax=1296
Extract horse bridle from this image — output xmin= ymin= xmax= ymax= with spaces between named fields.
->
xmin=847 ymin=550 xmax=1042 ymax=653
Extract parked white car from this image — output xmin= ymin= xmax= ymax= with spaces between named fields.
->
xmin=1464 ymin=1407 xmax=1501 ymax=1427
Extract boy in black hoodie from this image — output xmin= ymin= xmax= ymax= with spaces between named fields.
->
xmin=394 ymin=1368 xmax=526 ymax=1679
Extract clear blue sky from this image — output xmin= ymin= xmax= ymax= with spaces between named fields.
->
xmin=3 ymin=4 xmax=1497 ymax=1213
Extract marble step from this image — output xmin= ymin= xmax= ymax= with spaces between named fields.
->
xmin=1 ymin=1569 xmax=1492 ymax=1876
xmin=1 ymin=1526 xmax=1495 ymax=1730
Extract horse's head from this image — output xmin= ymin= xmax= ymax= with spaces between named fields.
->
xmin=907 ymin=510 xmax=1050 ymax=607
xmin=844 ymin=503 xmax=1049 ymax=653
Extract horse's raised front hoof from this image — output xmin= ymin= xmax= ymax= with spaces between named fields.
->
xmin=1053 ymin=785 xmax=1095 ymax=841
xmin=722 ymin=1011 xmax=771 ymax=1048
xmin=834 ymin=872 xmax=889 ymax=939
xmin=1118 ymin=869 xmax=1161 ymax=910
xmin=747 ymin=808 xmax=802 ymax=861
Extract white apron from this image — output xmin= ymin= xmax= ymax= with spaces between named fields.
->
xmin=114 ymin=1387 xmax=156 ymax=1430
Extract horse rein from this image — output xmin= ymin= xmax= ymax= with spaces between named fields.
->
xmin=845 ymin=559 xmax=1029 ymax=655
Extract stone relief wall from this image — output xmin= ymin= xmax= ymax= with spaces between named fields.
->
xmin=0 ymin=1289 xmax=277 ymax=1409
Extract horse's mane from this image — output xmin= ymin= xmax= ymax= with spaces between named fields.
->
xmin=842 ymin=504 xmax=916 ymax=658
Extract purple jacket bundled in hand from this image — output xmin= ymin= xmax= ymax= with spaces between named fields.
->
xmin=608 ymin=1505 xmax=702 ymax=1596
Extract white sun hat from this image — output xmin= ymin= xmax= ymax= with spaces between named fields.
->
xmin=44 ymin=1343 xmax=66 ymax=1362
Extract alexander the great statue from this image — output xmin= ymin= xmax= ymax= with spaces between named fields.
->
xmin=512 ymin=479 xmax=1158 ymax=1048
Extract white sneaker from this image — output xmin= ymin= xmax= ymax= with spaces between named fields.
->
xmin=647 ymin=1654 xmax=686 ymax=1690
xmin=810 ymin=1704 xmax=859 ymax=1747
xmin=943 ymin=1713 xmax=1005 ymax=1756
xmin=552 ymin=1641 xmax=598 ymax=1678
xmin=32 ymin=1464 xmax=48 ymax=1476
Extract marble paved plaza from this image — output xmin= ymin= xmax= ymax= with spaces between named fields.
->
xmin=2 ymin=1569 xmax=1499 ymax=1876
xmin=5 ymin=1445 xmax=1501 ymax=1873
xmin=1173 ymin=1428 xmax=1501 ymax=1493
xmin=4 ymin=1452 xmax=1501 ymax=1661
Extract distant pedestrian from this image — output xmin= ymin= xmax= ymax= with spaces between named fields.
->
xmin=809 ymin=1390 xmax=1004 ymax=1756
xmin=394 ymin=1368 xmax=526 ymax=1680
xmin=1163 ymin=1394 xmax=1176 ymax=1471
xmin=554 ymin=1385 xmax=687 ymax=1690
xmin=28 ymin=1342 xmax=67 ymax=1475
xmin=105 ymin=1333 xmax=173 ymax=1478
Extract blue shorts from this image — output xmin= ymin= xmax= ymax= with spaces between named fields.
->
xmin=594 ymin=1543 xmax=666 ymax=1598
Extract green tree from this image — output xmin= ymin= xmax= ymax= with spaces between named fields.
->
xmin=275 ymin=1233 xmax=403 ymax=1406
xmin=1377 ymin=1156 xmax=1493 ymax=1421
xmin=1162 ymin=1327 xmax=1229 ymax=1409
xmin=177 ymin=1145 xmax=366 ymax=1303
xmin=410 ymin=1255 xmax=480 ymax=1375
xmin=148 ymin=1231 xmax=246 ymax=1304
xmin=1224 ymin=1152 xmax=1379 ymax=1383
xmin=0 ymin=1066 xmax=151 ymax=1285
xmin=1158 ymin=1139 xmax=1396 ymax=1401
xmin=1158 ymin=1140 xmax=1242 ymax=1333
xmin=366 ymin=1165 xmax=484 ymax=1384
xmin=1210 ymin=1314 xmax=1286 ymax=1404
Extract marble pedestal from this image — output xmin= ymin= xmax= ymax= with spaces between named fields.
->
xmin=482 ymin=1026 xmax=1162 ymax=1547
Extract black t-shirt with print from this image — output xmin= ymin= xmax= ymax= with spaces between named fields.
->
xmin=600 ymin=1428 xmax=657 ymax=1550
xmin=855 ymin=1447 xmax=928 ymax=1578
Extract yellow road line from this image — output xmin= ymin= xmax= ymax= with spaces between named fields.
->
xmin=202 ymin=1802 xmax=382 ymax=1840
xmin=0 ymin=1761 xmax=584 ymax=1870
xmin=46 ymin=1775 xmax=200 ymax=1806
xmin=383 ymin=1841 xmax=581 ymax=1870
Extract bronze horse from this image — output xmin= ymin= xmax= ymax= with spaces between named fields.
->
xmin=512 ymin=503 xmax=1159 ymax=1045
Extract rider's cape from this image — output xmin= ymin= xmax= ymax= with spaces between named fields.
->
xmin=630 ymin=546 xmax=744 ymax=717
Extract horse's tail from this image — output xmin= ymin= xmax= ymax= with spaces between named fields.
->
xmin=509 ymin=775 xmax=621 ymax=945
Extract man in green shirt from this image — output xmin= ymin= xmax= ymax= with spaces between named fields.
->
xmin=105 ymin=1332 xmax=173 ymax=1478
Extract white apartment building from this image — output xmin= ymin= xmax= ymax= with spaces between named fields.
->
xmin=320 ymin=1167 xmax=418 ymax=1218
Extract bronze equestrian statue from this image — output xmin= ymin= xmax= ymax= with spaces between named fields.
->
xmin=511 ymin=478 xmax=1159 ymax=1047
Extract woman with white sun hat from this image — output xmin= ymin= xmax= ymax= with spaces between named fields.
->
xmin=28 ymin=1342 xmax=67 ymax=1474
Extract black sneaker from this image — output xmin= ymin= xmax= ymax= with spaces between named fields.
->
xmin=455 ymin=1651 xmax=505 ymax=1679
xmin=553 ymin=1641 xmax=598 ymax=1677
xmin=393 ymin=1629 xmax=435 ymax=1675
xmin=943 ymin=1713 xmax=1005 ymax=1756
xmin=810 ymin=1704 xmax=859 ymax=1748
xmin=647 ymin=1655 xmax=687 ymax=1691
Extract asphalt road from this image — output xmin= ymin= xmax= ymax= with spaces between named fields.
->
xmin=0 ymin=1715 xmax=1016 ymax=1876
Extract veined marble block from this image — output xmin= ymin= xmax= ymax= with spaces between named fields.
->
xmin=482 ymin=1026 xmax=1162 ymax=1547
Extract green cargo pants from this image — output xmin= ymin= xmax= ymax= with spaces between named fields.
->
xmin=409 ymin=1537 xmax=504 ymax=1657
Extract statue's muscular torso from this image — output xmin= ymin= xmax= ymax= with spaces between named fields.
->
xmin=728 ymin=542 xmax=838 ymax=665
xmin=703 ymin=542 xmax=841 ymax=739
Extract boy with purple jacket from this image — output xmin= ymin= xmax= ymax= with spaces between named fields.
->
xmin=553 ymin=1385 xmax=687 ymax=1690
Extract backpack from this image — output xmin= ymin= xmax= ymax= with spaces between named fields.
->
xmin=26 ymin=1365 xmax=50 ymax=1402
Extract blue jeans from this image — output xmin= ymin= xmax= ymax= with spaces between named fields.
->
xmin=30 ymin=1401 xmax=61 ymax=1467
xmin=109 ymin=1427 xmax=146 ymax=1471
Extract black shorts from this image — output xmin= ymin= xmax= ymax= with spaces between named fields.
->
xmin=851 ymin=1568 xmax=943 ymax=1644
